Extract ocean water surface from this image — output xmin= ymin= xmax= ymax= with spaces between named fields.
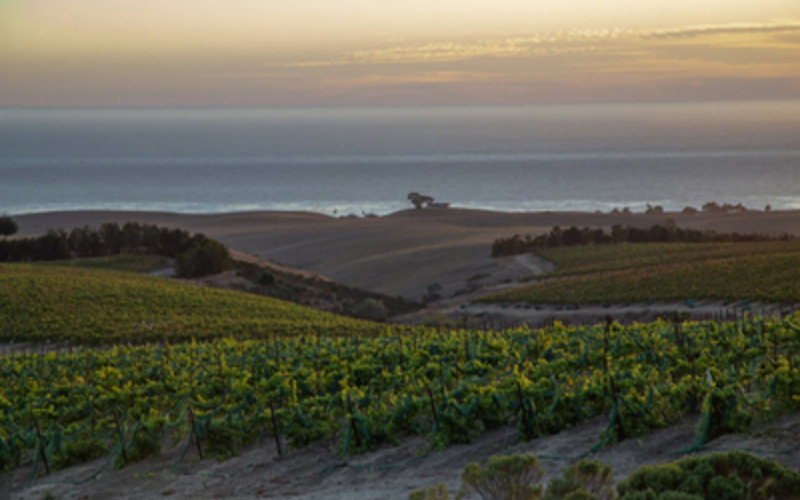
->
xmin=2 ymin=101 xmax=799 ymax=216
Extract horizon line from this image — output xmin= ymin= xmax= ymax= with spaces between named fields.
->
xmin=3 ymin=97 xmax=800 ymax=111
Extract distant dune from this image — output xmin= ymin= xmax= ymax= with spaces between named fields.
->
xmin=15 ymin=208 xmax=800 ymax=301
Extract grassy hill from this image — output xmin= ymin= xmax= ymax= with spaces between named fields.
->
xmin=479 ymin=241 xmax=800 ymax=305
xmin=0 ymin=263 xmax=388 ymax=344
xmin=37 ymin=254 xmax=169 ymax=273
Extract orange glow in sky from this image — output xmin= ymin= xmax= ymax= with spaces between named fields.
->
xmin=1 ymin=0 xmax=799 ymax=106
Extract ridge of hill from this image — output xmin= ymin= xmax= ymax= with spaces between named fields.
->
xmin=0 ymin=263 xmax=388 ymax=344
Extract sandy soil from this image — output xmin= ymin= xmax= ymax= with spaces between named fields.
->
xmin=4 ymin=414 xmax=799 ymax=500
xmin=15 ymin=209 xmax=800 ymax=301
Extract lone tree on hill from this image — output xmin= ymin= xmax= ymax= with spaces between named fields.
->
xmin=0 ymin=215 xmax=18 ymax=239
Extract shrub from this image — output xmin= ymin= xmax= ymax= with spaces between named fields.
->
xmin=490 ymin=224 xmax=794 ymax=257
xmin=0 ymin=221 xmax=230 ymax=278
xmin=460 ymin=454 xmax=544 ymax=500
xmin=545 ymin=460 xmax=614 ymax=500
xmin=354 ymin=298 xmax=388 ymax=321
xmin=257 ymin=270 xmax=276 ymax=286
xmin=175 ymin=240 xmax=230 ymax=278
xmin=617 ymin=451 xmax=800 ymax=500
xmin=0 ymin=215 xmax=18 ymax=239
xmin=410 ymin=483 xmax=451 ymax=500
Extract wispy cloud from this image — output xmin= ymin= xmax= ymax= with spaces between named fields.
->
xmin=277 ymin=21 xmax=800 ymax=69
xmin=643 ymin=22 xmax=800 ymax=40
xmin=280 ymin=31 xmax=630 ymax=68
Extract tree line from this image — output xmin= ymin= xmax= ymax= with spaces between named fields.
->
xmin=0 ymin=219 xmax=229 ymax=278
xmin=491 ymin=223 xmax=795 ymax=257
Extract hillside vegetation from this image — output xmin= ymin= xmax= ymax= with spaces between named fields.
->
xmin=37 ymin=254 xmax=168 ymax=273
xmin=0 ymin=264 xmax=387 ymax=344
xmin=479 ymin=241 xmax=800 ymax=305
xmin=2 ymin=314 xmax=799 ymax=482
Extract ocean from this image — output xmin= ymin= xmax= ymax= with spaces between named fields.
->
xmin=2 ymin=101 xmax=799 ymax=216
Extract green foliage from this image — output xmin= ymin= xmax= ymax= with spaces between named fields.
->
xmin=354 ymin=298 xmax=389 ymax=321
xmin=0 ymin=264 xmax=384 ymax=343
xmin=491 ymin=224 xmax=793 ymax=257
xmin=460 ymin=454 xmax=544 ymax=500
xmin=617 ymin=451 xmax=800 ymax=500
xmin=203 ymin=421 xmax=239 ymax=461
xmin=125 ymin=424 xmax=163 ymax=464
xmin=175 ymin=239 xmax=230 ymax=278
xmin=545 ymin=460 xmax=614 ymax=500
xmin=618 ymin=493 xmax=701 ymax=500
xmin=257 ymin=270 xmax=276 ymax=286
xmin=0 ymin=215 xmax=18 ymax=238
xmin=480 ymin=241 xmax=800 ymax=304
xmin=53 ymin=437 xmax=109 ymax=470
xmin=0 ymin=221 xmax=230 ymax=278
xmin=40 ymin=254 xmax=168 ymax=273
xmin=697 ymin=389 xmax=751 ymax=445
xmin=561 ymin=491 xmax=598 ymax=500
xmin=2 ymin=310 xmax=799 ymax=478
xmin=410 ymin=483 xmax=451 ymax=500
xmin=0 ymin=435 xmax=23 ymax=471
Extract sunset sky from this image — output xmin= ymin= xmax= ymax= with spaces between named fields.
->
xmin=1 ymin=0 xmax=799 ymax=107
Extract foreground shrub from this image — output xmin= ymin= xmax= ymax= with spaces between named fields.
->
xmin=410 ymin=483 xmax=451 ymax=500
xmin=545 ymin=460 xmax=614 ymax=500
xmin=460 ymin=454 xmax=544 ymax=500
xmin=617 ymin=451 xmax=800 ymax=500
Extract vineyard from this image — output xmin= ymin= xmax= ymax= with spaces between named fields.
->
xmin=37 ymin=255 xmax=168 ymax=274
xmin=0 ymin=264 xmax=387 ymax=344
xmin=480 ymin=241 xmax=800 ymax=305
xmin=2 ymin=315 xmax=799 ymax=481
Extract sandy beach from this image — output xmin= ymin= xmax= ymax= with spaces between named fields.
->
xmin=14 ymin=208 xmax=800 ymax=301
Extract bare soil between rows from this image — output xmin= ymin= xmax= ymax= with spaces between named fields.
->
xmin=3 ymin=414 xmax=799 ymax=500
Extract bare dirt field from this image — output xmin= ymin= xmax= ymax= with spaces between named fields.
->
xmin=15 ymin=209 xmax=800 ymax=302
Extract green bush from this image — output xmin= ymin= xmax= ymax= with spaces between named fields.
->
xmin=0 ymin=215 xmax=19 ymax=239
xmin=460 ymin=454 xmax=544 ymax=500
xmin=175 ymin=240 xmax=230 ymax=278
xmin=617 ymin=451 xmax=800 ymax=500
xmin=619 ymin=493 xmax=701 ymax=500
xmin=545 ymin=460 xmax=614 ymax=500
xmin=410 ymin=483 xmax=451 ymax=500
xmin=235 ymin=261 xmax=275 ymax=286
